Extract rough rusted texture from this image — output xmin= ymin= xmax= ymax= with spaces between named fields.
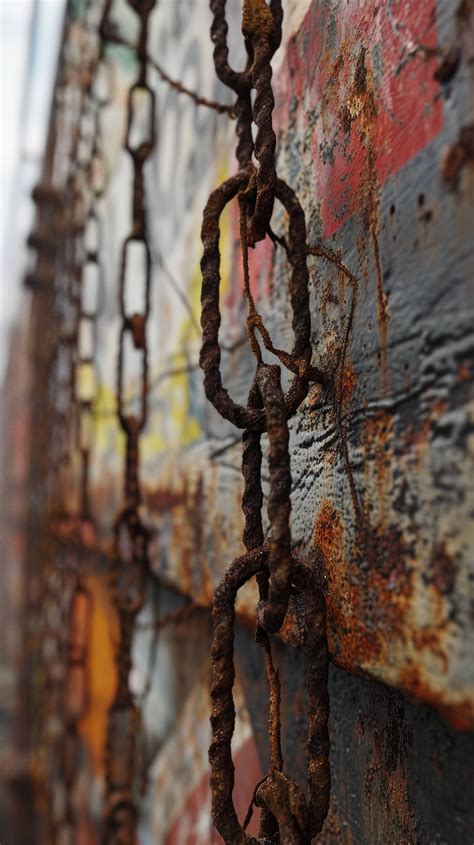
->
xmin=256 ymin=364 xmax=292 ymax=633
xmin=209 ymin=0 xmax=283 ymax=242
xmin=209 ymin=549 xmax=329 ymax=844
xmin=210 ymin=0 xmax=255 ymax=169
xmin=241 ymin=0 xmax=281 ymax=244
xmin=242 ymin=380 xmax=265 ymax=553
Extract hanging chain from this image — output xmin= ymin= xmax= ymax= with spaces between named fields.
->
xmin=103 ymin=1 xmax=156 ymax=841
xmin=201 ymin=1 xmax=330 ymax=841
xmin=54 ymin=7 xmax=111 ymax=841
xmin=24 ymin=3 xmax=112 ymax=839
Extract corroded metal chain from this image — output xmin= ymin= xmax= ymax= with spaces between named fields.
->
xmin=103 ymin=1 xmax=156 ymax=841
xmin=201 ymin=2 xmax=330 ymax=841
xmin=209 ymin=549 xmax=329 ymax=843
xmin=34 ymin=7 xmax=110 ymax=841
xmin=16 ymin=3 xmax=110 ymax=828
xmin=54 ymin=10 xmax=111 ymax=841
xmin=25 ymin=7 xmax=101 ymax=839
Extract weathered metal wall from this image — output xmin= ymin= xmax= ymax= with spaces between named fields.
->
xmin=3 ymin=0 xmax=473 ymax=841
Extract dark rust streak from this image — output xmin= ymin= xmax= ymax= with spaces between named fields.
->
xmin=442 ymin=123 xmax=474 ymax=190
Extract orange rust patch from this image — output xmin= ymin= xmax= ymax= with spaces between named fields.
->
xmin=314 ymin=501 xmax=415 ymax=674
xmin=340 ymin=358 xmax=356 ymax=407
xmin=428 ymin=541 xmax=457 ymax=596
xmin=362 ymin=411 xmax=394 ymax=528
xmin=457 ymin=361 xmax=471 ymax=382
xmin=349 ymin=47 xmax=390 ymax=394
xmin=314 ymin=501 xmax=383 ymax=669
xmin=400 ymin=666 xmax=474 ymax=731
xmin=404 ymin=399 xmax=449 ymax=468
xmin=321 ymin=279 xmax=339 ymax=325
xmin=411 ymin=629 xmax=449 ymax=673
xmin=315 ymin=500 xmax=345 ymax=567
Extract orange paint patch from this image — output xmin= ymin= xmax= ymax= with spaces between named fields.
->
xmin=78 ymin=573 xmax=118 ymax=775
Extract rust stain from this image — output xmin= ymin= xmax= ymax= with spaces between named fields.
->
xmin=321 ymin=279 xmax=339 ymax=325
xmin=340 ymin=358 xmax=357 ymax=408
xmin=441 ymin=123 xmax=474 ymax=190
xmin=319 ymin=802 xmax=354 ymax=845
xmin=404 ymin=399 xmax=448 ymax=466
xmin=427 ymin=542 xmax=457 ymax=596
xmin=362 ymin=411 xmax=394 ymax=529
xmin=458 ymin=361 xmax=472 ymax=382
xmin=411 ymin=629 xmax=449 ymax=673
xmin=400 ymin=666 xmax=474 ymax=730
xmin=347 ymin=46 xmax=390 ymax=395
xmin=315 ymin=498 xmax=419 ymax=682
xmin=359 ymin=704 xmax=418 ymax=844
xmin=147 ymin=487 xmax=187 ymax=511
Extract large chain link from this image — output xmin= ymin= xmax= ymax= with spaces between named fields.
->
xmin=202 ymin=2 xmax=331 ymax=841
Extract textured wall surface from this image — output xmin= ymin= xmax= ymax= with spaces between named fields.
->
xmin=2 ymin=0 xmax=473 ymax=842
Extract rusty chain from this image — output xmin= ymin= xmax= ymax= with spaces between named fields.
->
xmin=201 ymin=1 xmax=330 ymax=841
xmin=103 ymin=1 xmax=156 ymax=841
xmin=19 ymin=2 xmax=77 ymax=831
xmin=53 ymin=7 xmax=112 ymax=841
xmin=25 ymin=3 xmax=112 ymax=840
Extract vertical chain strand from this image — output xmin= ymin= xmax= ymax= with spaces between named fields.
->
xmin=103 ymin=1 xmax=156 ymax=841
xmin=202 ymin=2 xmax=331 ymax=841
